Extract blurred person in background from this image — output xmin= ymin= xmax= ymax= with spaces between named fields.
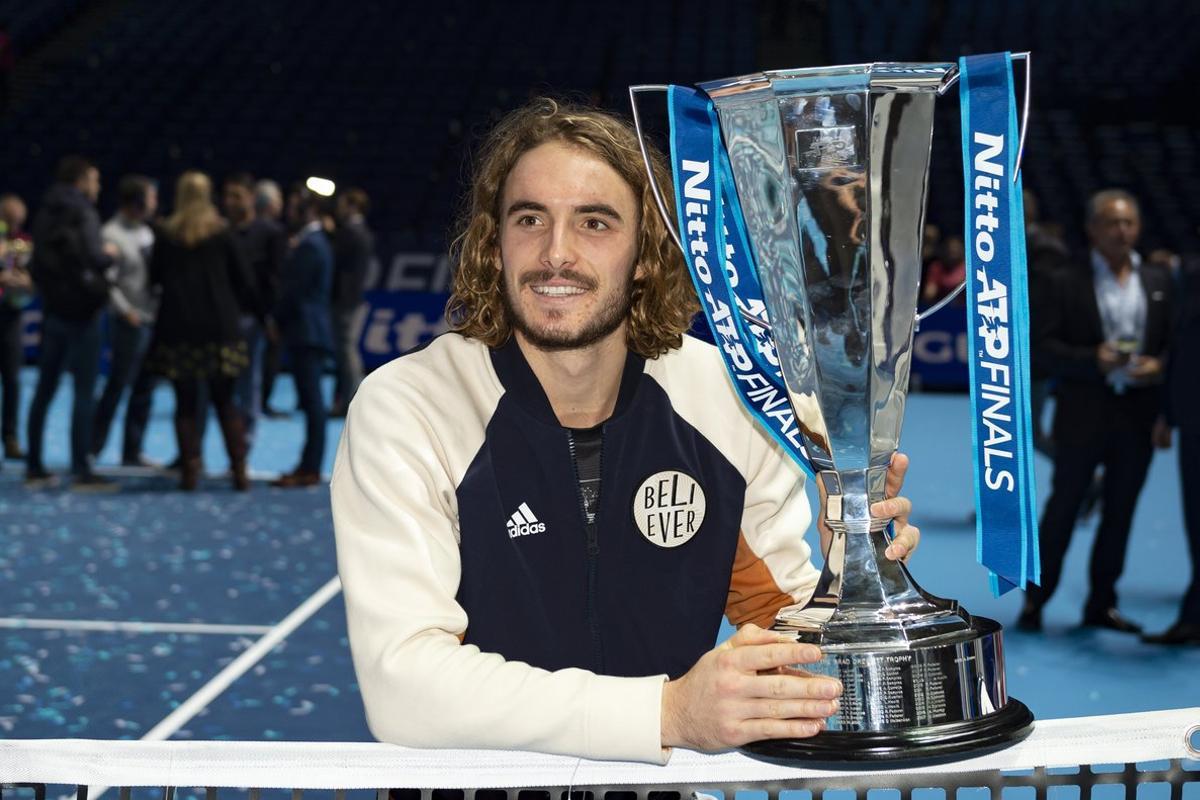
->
xmin=1147 ymin=249 xmax=1181 ymax=272
xmin=91 ymin=175 xmax=159 ymax=466
xmin=255 ymin=178 xmax=287 ymax=416
xmin=1025 ymin=188 xmax=1072 ymax=460
xmin=329 ymin=187 xmax=374 ymax=416
xmin=143 ymin=171 xmax=257 ymax=491
xmin=920 ymin=234 xmax=966 ymax=308
xmin=224 ymin=172 xmax=286 ymax=450
xmin=254 ymin=179 xmax=283 ymax=224
xmin=1144 ymin=252 xmax=1200 ymax=646
xmin=25 ymin=156 xmax=119 ymax=491
xmin=1020 ymin=189 xmax=1173 ymax=634
xmin=0 ymin=192 xmax=33 ymax=460
xmin=920 ymin=222 xmax=941 ymax=284
xmin=270 ymin=184 xmax=333 ymax=488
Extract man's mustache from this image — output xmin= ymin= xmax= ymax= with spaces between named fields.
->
xmin=519 ymin=269 xmax=597 ymax=291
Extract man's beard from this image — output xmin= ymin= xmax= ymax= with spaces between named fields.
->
xmin=501 ymin=267 xmax=635 ymax=352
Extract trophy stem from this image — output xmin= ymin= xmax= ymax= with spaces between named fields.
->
xmin=777 ymin=468 xmax=965 ymax=647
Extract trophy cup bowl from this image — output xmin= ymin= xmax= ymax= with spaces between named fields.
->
xmin=636 ymin=62 xmax=1034 ymax=765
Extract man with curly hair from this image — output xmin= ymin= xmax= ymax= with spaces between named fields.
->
xmin=330 ymin=99 xmax=919 ymax=762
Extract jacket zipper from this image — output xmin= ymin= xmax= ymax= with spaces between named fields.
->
xmin=567 ymin=428 xmax=605 ymax=673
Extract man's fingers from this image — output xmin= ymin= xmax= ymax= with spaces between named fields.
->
xmin=777 ymin=665 xmax=820 ymax=679
xmin=885 ymin=452 xmax=910 ymax=497
xmin=871 ymin=495 xmax=912 ymax=521
xmin=723 ymin=623 xmax=786 ymax=649
xmin=748 ymin=697 xmax=840 ymax=721
xmin=725 ymin=641 xmax=823 ymax=673
xmin=741 ymin=717 xmax=825 ymax=743
xmin=885 ymin=524 xmax=920 ymax=561
xmin=745 ymin=671 xmax=843 ymax=700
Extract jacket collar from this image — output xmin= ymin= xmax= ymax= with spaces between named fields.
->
xmin=489 ymin=336 xmax=645 ymax=427
xmin=296 ymin=220 xmax=324 ymax=241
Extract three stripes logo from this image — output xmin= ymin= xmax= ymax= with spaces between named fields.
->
xmin=506 ymin=502 xmax=546 ymax=538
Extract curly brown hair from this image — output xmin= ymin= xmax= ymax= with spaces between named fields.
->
xmin=446 ymin=97 xmax=698 ymax=358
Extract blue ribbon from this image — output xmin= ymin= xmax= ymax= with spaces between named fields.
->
xmin=959 ymin=53 xmax=1041 ymax=596
xmin=667 ymin=85 xmax=813 ymax=478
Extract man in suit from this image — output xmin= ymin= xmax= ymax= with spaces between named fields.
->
xmin=271 ymin=185 xmax=334 ymax=488
xmin=1019 ymin=189 xmax=1174 ymax=633
xmin=1143 ymin=253 xmax=1200 ymax=645
xmin=329 ymin=187 xmax=374 ymax=417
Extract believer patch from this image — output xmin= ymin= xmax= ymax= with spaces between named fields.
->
xmin=633 ymin=470 xmax=706 ymax=548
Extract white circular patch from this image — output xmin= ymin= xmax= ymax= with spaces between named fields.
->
xmin=633 ymin=471 xmax=706 ymax=548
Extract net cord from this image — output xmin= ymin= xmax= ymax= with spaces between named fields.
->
xmin=0 ymin=708 xmax=1196 ymax=790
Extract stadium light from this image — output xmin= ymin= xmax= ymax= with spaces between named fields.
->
xmin=305 ymin=176 xmax=336 ymax=197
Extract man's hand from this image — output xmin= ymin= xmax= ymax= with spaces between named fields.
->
xmin=123 ymin=309 xmax=142 ymax=327
xmin=0 ymin=267 xmax=32 ymax=291
xmin=872 ymin=452 xmax=920 ymax=562
xmin=818 ymin=452 xmax=920 ymax=562
xmin=1127 ymin=355 xmax=1163 ymax=381
xmin=661 ymin=624 xmax=841 ymax=752
xmin=1096 ymin=342 xmax=1123 ymax=374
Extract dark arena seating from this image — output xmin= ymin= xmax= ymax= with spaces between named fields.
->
xmin=825 ymin=0 xmax=1200 ymax=256
xmin=2 ymin=0 xmax=1197 ymax=259
xmin=0 ymin=0 xmax=755 ymax=256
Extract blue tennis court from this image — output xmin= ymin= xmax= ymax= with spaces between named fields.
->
xmin=1 ymin=367 xmax=1196 ymax=746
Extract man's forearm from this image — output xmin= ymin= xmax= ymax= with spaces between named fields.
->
xmin=352 ymin=628 xmax=669 ymax=763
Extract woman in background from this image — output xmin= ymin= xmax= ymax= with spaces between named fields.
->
xmin=144 ymin=171 xmax=259 ymax=490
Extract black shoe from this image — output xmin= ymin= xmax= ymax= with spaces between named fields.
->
xmin=4 ymin=436 xmax=24 ymax=460
xmin=1141 ymin=621 xmax=1200 ymax=646
xmin=121 ymin=454 xmax=163 ymax=469
xmin=270 ymin=469 xmax=322 ymax=488
xmin=1016 ymin=604 xmax=1042 ymax=632
xmin=1081 ymin=607 xmax=1143 ymax=634
xmin=71 ymin=472 xmax=121 ymax=493
xmin=262 ymin=405 xmax=288 ymax=419
xmin=24 ymin=468 xmax=60 ymax=489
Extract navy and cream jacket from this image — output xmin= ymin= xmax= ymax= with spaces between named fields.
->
xmin=331 ymin=333 xmax=819 ymax=763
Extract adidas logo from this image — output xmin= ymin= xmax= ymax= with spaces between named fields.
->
xmin=506 ymin=502 xmax=546 ymax=538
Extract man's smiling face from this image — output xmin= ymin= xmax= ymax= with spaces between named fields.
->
xmin=497 ymin=140 xmax=641 ymax=352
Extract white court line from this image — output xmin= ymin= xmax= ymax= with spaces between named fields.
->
xmin=79 ymin=575 xmax=344 ymax=800
xmin=0 ymin=617 xmax=274 ymax=635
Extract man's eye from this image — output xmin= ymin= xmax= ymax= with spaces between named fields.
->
xmin=516 ymin=215 xmax=540 ymax=226
xmin=583 ymin=218 xmax=610 ymax=231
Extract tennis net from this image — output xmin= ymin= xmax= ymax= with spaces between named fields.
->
xmin=0 ymin=707 xmax=1196 ymax=800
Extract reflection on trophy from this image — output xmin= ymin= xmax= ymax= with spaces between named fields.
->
xmin=635 ymin=62 xmax=1034 ymax=763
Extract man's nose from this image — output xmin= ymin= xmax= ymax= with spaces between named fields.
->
xmin=541 ymin=223 xmax=577 ymax=269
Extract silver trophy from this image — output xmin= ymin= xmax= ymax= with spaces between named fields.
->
xmin=631 ymin=60 xmax=1033 ymax=764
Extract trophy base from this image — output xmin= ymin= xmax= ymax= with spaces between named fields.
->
xmin=741 ymin=698 xmax=1034 ymax=768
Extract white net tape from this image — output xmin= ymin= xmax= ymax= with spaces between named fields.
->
xmin=0 ymin=708 xmax=1196 ymax=791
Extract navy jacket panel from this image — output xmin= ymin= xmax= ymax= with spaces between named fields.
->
xmin=456 ymin=339 xmax=746 ymax=679
xmin=456 ymin=395 xmax=596 ymax=671
xmin=595 ymin=376 xmax=746 ymax=679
